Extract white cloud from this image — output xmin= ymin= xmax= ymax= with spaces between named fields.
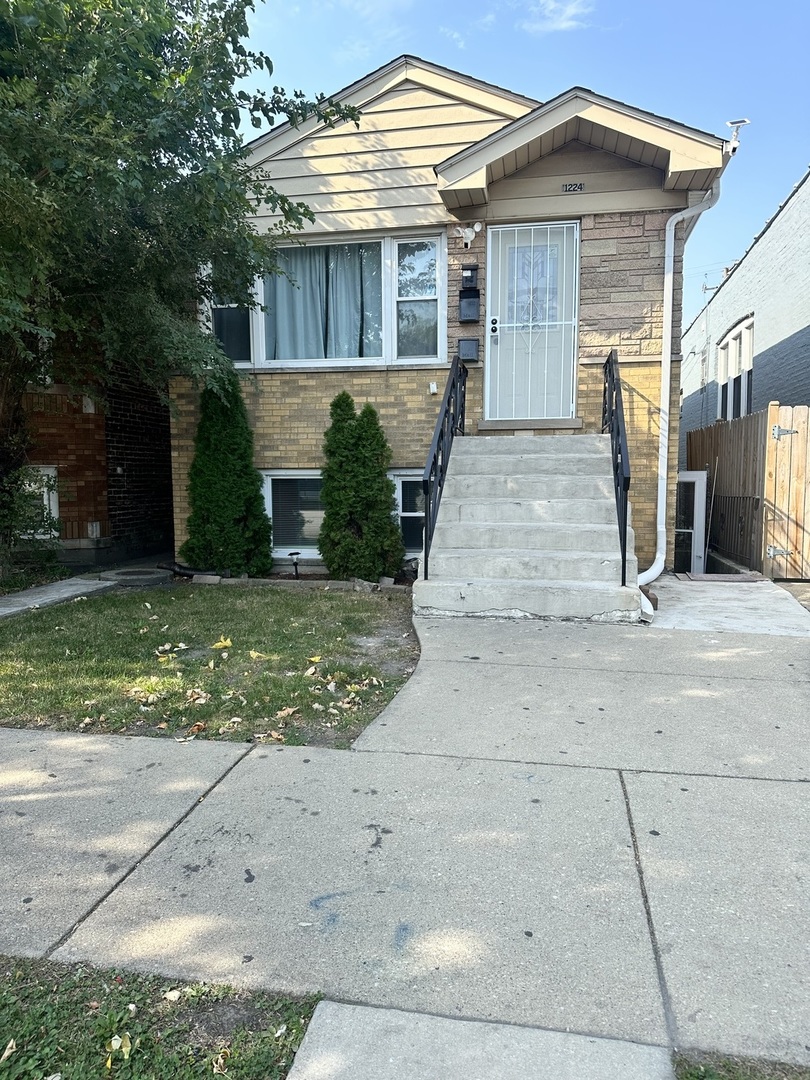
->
xmin=518 ymin=0 xmax=594 ymax=34
xmin=439 ymin=25 xmax=466 ymax=49
xmin=476 ymin=11 xmax=497 ymax=30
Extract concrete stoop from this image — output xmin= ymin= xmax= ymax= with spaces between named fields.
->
xmin=413 ymin=434 xmax=641 ymax=621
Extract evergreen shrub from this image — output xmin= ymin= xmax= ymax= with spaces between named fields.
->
xmin=179 ymin=370 xmax=272 ymax=576
xmin=318 ymin=393 xmax=405 ymax=580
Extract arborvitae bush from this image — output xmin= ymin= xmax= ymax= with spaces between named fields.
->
xmin=179 ymin=369 xmax=272 ymax=576
xmin=318 ymin=393 xmax=405 ymax=580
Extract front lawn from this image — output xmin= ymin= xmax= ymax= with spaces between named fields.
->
xmin=0 ymin=584 xmax=418 ymax=747
xmin=0 ymin=956 xmax=315 ymax=1078
xmin=675 ymin=1053 xmax=810 ymax=1080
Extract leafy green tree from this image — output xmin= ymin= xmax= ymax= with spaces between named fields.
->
xmin=319 ymin=393 xmax=405 ymax=580
xmin=0 ymin=0 xmax=356 ymax=511
xmin=179 ymin=368 xmax=271 ymax=576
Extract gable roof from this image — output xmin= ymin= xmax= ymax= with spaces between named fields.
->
xmin=435 ymin=86 xmax=729 ymax=209
xmin=246 ymin=55 xmax=538 ymax=167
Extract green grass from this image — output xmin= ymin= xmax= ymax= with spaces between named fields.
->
xmin=0 ymin=561 xmax=72 ymax=597
xmin=675 ymin=1053 xmax=810 ymax=1080
xmin=0 ymin=956 xmax=316 ymax=1078
xmin=0 ymin=583 xmax=418 ymax=746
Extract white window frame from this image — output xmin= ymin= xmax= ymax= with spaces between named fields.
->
xmin=262 ymin=470 xmax=323 ymax=559
xmin=263 ymin=469 xmax=424 ymax=560
xmin=716 ymin=317 xmax=754 ymax=420
xmin=236 ymin=232 xmax=446 ymax=369
xmin=27 ymin=466 xmax=59 ymax=539
xmin=390 ymin=470 xmax=425 ymax=556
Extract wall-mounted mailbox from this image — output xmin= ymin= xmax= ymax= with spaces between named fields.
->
xmin=461 ymin=265 xmax=478 ymax=290
xmin=459 ymin=292 xmax=480 ymax=321
xmin=459 ymin=263 xmax=480 ymax=322
xmin=458 ymin=339 xmax=479 ymax=362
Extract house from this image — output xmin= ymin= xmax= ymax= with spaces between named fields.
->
xmin=24 ymin=373 xmax=174 ymax=565
xmin=680 ymin=168 xmax=810 ymax=463
xmin=169 ymin=56 xmax=733 ymax=617
xmin=678 ymin=169 xmax=810 ymax=579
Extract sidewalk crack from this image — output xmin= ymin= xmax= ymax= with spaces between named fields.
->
xmin=42 ymin=744 xmax=256 ymax=959
xmin=618 ymin=768 xmax=680 ymax=1049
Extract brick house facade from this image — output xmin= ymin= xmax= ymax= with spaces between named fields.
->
xmin=25 ymin=376 xmax=173 ymax=565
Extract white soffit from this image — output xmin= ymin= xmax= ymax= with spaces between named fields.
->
xmin=435 ymin=89 xmax=728 ymax=203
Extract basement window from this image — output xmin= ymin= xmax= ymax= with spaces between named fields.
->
xmin=262 ymin=471 xmax=423 ymax=559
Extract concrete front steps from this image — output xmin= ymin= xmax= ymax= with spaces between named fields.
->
xmin=413 ymin=434 xmax=641 ymax=621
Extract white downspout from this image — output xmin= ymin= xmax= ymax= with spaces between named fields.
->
xmin=638 ymin=180 xmax=721 ymax=586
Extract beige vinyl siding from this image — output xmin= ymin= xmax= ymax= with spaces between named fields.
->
xmin=251 ymin=79 xmax=526 ymax=234
xmin=480 ymin=142 xmax=688 ymax=221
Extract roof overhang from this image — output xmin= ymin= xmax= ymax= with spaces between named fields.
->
xmin=436 ymin=88 xmax=730 ymax=209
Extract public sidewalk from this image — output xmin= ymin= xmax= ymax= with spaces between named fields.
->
xmin=1 ymin=576 xmax=809 ymax=1077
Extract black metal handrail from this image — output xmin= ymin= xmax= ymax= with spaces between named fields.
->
xmin=602 ymin=348 xmax=631 ymax=587
xmin=422 ymin=355 xmax=468 ymax=579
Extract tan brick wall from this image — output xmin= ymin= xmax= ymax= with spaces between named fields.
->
xmin=578 ymin=361 xmax=680 ymax=570
xmin=578 ymin=211 xmax=681 ymax=362
xmin=169 ymin=366 xmax=483 ymax=553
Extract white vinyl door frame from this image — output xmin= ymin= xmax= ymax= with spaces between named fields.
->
xmin=485 ymin=222 xmax=580 ymax=422
xmin=676 ymin=470 xmax=708 ymax=574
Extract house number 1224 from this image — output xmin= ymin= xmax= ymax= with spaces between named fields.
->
xmin=561 ymin=182 xmax=585 ymax=192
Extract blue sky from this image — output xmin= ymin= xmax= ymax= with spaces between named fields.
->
xmin=248 ymin=0 xmax=809 ymax=329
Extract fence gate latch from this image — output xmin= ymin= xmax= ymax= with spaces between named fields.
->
xmin=766 ymin=545 xmax=793 ymax=559
xmin=772 ymin=425 xmax=798 ymax=441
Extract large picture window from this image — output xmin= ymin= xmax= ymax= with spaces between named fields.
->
xmin=265 ymin=243 xmax=383 ymax=361
xmin=212 ymin=235 xmax=444 ymax=367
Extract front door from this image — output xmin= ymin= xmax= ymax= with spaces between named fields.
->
xmin=485 ymin=222 xmax=579 ymax=420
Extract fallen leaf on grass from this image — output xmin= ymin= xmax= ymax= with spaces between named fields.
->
xmin=254 ymin=730 xmax=286 ymax=743
xmin=174 ymin=735 xmax=196 ymax=743
xmin=307 ymin=655 xmax=322 ymax=663
xmin=275 ymin=706 xmax=299 ymax=719
xmin=210 ymin=636 xmax=232 ymax=650
xmin=274 ymin=1024 xmax=287 ymax=1038
xmin=249 ymin=650 xmax=270 ymax=660
xmin=212 ymin=1048 xmax=230 ymax=1075
xmin=218 ymin=718 xmax=243 ymax=734
xmin=311 ymin=703 xmax=325 ymax=711
xmin=186 ymin=722 xmax=206 ymax=735
xmin=186 ymin=688 xmax=211 ymax=705
xmin=1 ymin=1040 xmax=16 ymax=1063
xmin=105 ymin=1032 xmax=133 ymax=1066
xmin=304 ymin=665 xmax=317 ymax=677
xmin=163 ymin=989 xmax=182 ymax=1002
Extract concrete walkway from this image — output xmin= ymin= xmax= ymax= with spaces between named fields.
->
xmin=1 ymin=575 xmax=809 ymax=1076
xmin=0 ymin=574 xmax=115 ymax=618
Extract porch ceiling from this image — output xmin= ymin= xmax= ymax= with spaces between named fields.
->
xmin=436 ymin=89 xmax=729 ymax=209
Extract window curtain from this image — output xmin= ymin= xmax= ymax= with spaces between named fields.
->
xmin=265 ymin=244 xmax=382 ymax=361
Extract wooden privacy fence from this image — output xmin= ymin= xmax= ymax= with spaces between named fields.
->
xmin=687 ymin=402 xmax=810 ymax=580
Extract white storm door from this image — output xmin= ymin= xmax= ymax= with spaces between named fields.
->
xmin=486 ymin=223 xmax=579 ymax=420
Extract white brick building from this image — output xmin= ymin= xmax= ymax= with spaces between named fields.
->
xmin=680 ymin=169 xmax=810 ymax=464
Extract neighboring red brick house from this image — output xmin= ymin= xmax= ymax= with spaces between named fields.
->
xmin=24 ymin=374 xmax=173 ymax=565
